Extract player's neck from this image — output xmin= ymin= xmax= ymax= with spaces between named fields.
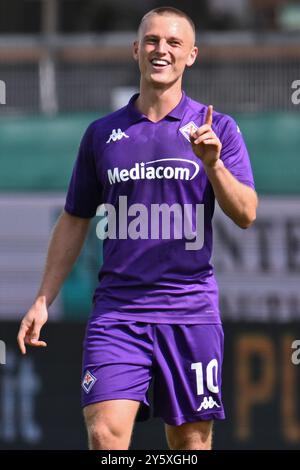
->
xmin=135 ymin=82 xmax=183 ymax=123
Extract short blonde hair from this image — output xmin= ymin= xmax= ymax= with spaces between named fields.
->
xmin=138 ymin=6 xmax=196 ymax=39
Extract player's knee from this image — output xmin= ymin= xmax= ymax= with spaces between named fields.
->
xmin=166 ymin=422 xmax=213 ymax=450
xmin=87 ymin=421 xmax=129 ymax=450
xmin=168 ymin=433 xmax=212 ymax=450
xmin=83 ymin=400 xmax=139 ymax=450
xmin=84 ymin=407 xmax=129 ymax=450
xmin=168 ymin=437 xmax=211 ymax=450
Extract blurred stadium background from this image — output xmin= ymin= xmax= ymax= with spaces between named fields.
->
xmin=0 ymin=0 xmax=300 ymax=449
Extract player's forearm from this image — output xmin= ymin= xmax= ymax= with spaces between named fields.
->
xmin=35 ymin=210 xmax=91 ymax=308
xmin=204 ymin=160 xmax=258 ymax=229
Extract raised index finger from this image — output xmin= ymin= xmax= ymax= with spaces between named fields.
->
xmin=205 ymin=105 xmax=213 ymax=126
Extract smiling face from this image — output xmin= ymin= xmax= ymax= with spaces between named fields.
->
xmin=133 ymin=13 xmax=198 ymax=90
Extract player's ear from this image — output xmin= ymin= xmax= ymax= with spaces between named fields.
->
xmin=186 ymin=46 xmax=198 ymax=67
xmin=133 ymin=41 xmax=139 ymax=61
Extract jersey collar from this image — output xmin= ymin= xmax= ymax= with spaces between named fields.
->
xmin=127 ymin=91 xmax=187 ymax=123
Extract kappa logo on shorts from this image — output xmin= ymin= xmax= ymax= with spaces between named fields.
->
xmin=197 ymin=396 xmax=220 ymax=411
xmin=82 ymin=370 xmax=97 ymax=394
xmin=179 ymin=121 xmax=198 ymax=143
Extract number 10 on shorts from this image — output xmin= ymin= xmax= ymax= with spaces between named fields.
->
xmin=191 ymin=359 xmax=219 ymax=395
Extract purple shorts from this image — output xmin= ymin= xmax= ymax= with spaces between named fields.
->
xmin=81 ymin=316 xmax=225 ymax=426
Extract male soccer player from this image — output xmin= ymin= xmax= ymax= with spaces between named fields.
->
xmin=17 ymin=7 xmax=258 ymax=450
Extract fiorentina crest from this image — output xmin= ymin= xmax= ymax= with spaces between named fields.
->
xmin=82 ymin=370 xmax=97 ymax=393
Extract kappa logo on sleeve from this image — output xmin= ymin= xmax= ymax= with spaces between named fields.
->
xmin=82 ymin=370 xmax=97 ymax=393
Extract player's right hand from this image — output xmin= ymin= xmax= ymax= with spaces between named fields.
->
xmin=17 ymin=295 xmax=48 ymax=355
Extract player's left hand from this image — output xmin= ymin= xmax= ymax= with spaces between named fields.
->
xmin=190 ymin=105 xmax=222 ymax=168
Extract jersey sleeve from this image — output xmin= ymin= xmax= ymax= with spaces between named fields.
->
xmin=64 ymin=123 xmax=103 ymax=218
xmin=218 ymin=115 xmax=255 ymax=190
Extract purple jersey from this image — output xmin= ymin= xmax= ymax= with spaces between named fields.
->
xmin=64 ymin=92 xmax=255 ymax=324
